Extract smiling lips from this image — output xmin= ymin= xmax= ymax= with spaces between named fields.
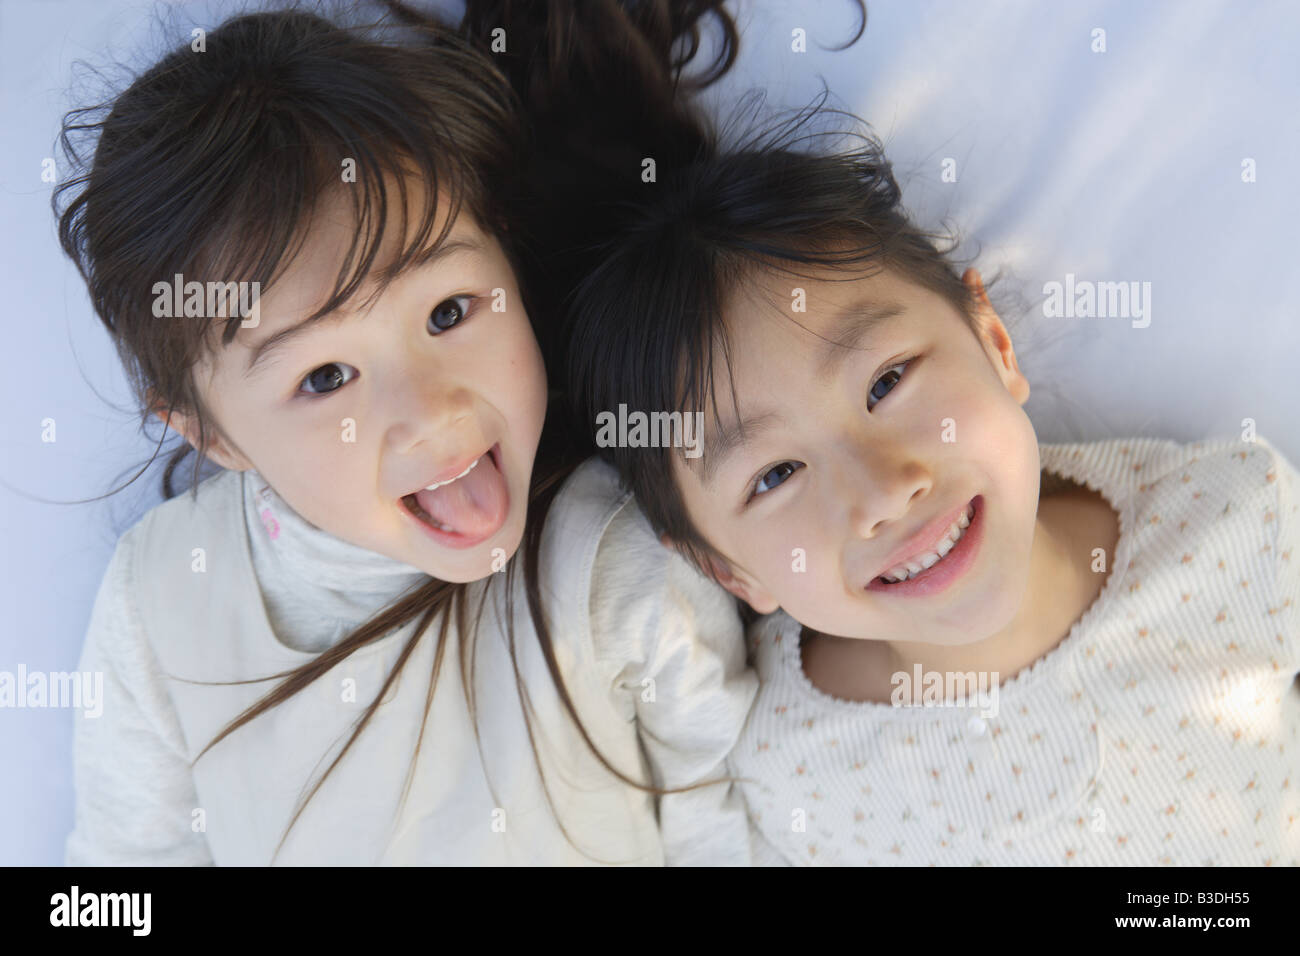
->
xmin=878 ymin=503 xmax=974 ymax=583
xmin=865 ymin=495 xmax=984 ymax=597
xmin=873 ymin=502 xmax=977 ymax=582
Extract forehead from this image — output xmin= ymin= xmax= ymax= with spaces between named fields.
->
xmin=204 ymin=177 xmax=491 ymax=374
xmin=676 ymin=266 xmax=950 ymax=483
xmin=262 ymin=177 xmax=470 ymax=309
xmin=713 ymin=265 xmax=924 ymax=382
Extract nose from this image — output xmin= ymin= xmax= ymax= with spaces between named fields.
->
xmin=383 ymin=364 xmax=480 ymax=457
xmin=834 ymin=442 xmax=934 ymax=541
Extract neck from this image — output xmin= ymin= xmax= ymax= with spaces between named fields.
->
xmin=879 ymin=504 xmax=1080 ymax=686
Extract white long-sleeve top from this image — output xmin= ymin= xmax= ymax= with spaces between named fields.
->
xmin=729 ymin=435 xmax=1300 ymax=866
xmin=65 ymin=457 xmax=757 ymax=865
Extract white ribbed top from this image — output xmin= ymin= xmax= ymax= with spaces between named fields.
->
xmin=729 ymin=435 xmax=1300 ymax=866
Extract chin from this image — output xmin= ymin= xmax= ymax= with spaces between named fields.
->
xmin=438 ymin=527 xmax=524 ymax=584
xmin=960 ymin=576 xmax=1026 ymax=638
xmin=493 ymin=518 xmax=526 ymax=568
xmin=939 ymin=625 xmax=1002 ymax=648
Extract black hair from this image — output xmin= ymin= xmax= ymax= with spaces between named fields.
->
xmin=564 ymin=88 xmax=993 ymax=580
xmin=53 ymin=0 xmax=747 ymax=862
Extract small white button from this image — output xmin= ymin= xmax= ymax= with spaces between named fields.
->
xmin=967 ymin=716 xmax=988 ymax=737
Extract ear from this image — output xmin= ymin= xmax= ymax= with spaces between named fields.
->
xmin=962 ymin=268 xmax=1029 ymax=405
xmin=660 ymin=533 xmax=780 ymax=615
xmin=149 ymin=389 xmax=253 ymax=472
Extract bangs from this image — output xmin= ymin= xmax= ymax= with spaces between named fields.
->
xmin=187 ymin=56 xmax=490 ymax=349
xmin=202 ymin=146 xmax=464 ymax=351
xmin=681 ymin=251 xmax=882 ymax=431
xmin=59 ymin=9 xmax=521 ymax=365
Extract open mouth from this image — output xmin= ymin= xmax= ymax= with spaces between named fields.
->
xmin=399 ymin=443 xmax=508 ymax=549
xmin=402 ymin=493 xmax=454 ymax=531
xmin=866 ymin=495 xmax=984 ymax=597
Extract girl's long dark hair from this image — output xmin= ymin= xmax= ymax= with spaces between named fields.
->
xmin=51 ymin=0 xmax=763 ymax=862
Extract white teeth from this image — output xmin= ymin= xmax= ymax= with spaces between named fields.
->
xmin=878 ymin=502 xmax=976 ymax=584
xmin=424 ymin=457 xmax=479 ymax=491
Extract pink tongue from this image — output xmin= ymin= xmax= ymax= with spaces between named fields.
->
xmin=413 ymin=453 xmax=507 ymax=536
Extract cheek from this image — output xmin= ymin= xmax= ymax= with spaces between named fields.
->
xmin=245 ymin=447 xmax=376 ymax=550
xmin=521 ymin=337 xmax=549 ymax=406
xmin=946 ymin=382 xmax=1040 ymax=538
xmin=735 ymin=508 xmax=827 ymax=595
xmin=932 ymin=362 xmax=1031 ymax=460
xmin=490 ymin=315 xmax=548 ymax=429
xmin=206 ymin=388 xmax=298 ymax=476
xmin=284 ymin=442 xmax=364 ymax=503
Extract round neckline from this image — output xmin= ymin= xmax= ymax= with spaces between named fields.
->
xmin=777 ymin=441 xmax=1137 ymax=715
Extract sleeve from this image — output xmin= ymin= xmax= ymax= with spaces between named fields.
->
xmin=64 ymin=529 xmax=215 ymax=866
xmin=588 ymin=504 xmax=759 ymax=866
xmin=1263 ymin=438 xmax=1300 ymax=663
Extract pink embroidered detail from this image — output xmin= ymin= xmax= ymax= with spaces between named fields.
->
xmin=259 ymin=507 xmax=280 ymax=540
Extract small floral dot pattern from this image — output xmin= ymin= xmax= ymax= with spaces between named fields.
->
xmin=729 ymin=436 xmax=1300 ymax=866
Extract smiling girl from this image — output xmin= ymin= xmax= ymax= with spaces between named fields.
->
xmin=58 ymin=2 xmax=760 ymax=865
xmin=564 ymin=101 xmax=1300 ymax=865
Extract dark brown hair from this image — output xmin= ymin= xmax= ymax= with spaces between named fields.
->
xmin=53 ymin=0 xmax=748 ymax=862
xmin=564 ymin=88 xmax=1001 ymax=580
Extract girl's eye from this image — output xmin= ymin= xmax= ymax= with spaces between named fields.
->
xmin=296 ymin=295 xmax=476 ymax=398
xmin=749 ymin=461 xmax=805 ymax=500
xmin=867 ymin=359 xmax=911 ymax=411
xmin=429 ymin=295 xmax=475 ymax=334
xmin=299 ymin=362 xmax=357 ymax=397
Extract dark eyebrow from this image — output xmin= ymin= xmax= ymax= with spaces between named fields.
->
xmin=815 ymin=298 xmax=906 ymax=376
xmin=691 ymin=299 xmax=906 ymax=487
xmin=242 ymin=237 xmax=486 ymax=378
xmin=692 ymin=411 xmax=782 ymax=487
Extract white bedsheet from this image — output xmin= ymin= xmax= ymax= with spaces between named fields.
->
xmin=701 ymin=0 xmax=1299 ymax=448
